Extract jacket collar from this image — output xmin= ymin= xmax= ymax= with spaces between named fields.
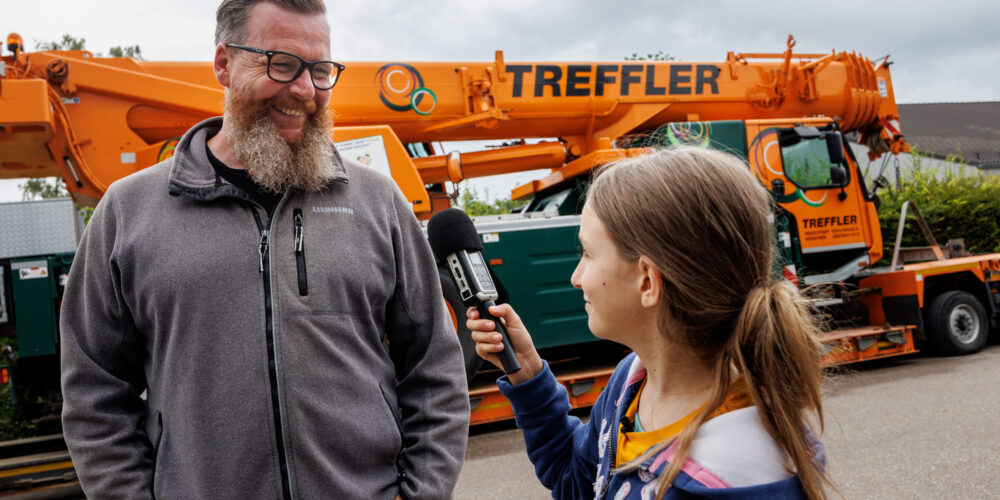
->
xmin=615 ymin=354 xmax=647 ymax=408
xmin=167 ymin=116 xmax=350 ymax=202
xmin=612 ymin=355 xmax=676 ymax=475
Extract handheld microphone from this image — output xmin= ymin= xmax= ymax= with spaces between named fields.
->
xmin=427 ymin=209 xmax=521 ymax=374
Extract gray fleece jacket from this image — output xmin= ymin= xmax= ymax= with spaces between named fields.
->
xmin=60 ymin=117 xmax=469 ymax=500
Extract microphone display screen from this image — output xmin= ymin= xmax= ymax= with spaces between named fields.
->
xmin=467 ymin=252 xmax=494 ymax=292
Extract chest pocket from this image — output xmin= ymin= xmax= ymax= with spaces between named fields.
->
xmin=278 ymin=206 xmax=395 ymax=315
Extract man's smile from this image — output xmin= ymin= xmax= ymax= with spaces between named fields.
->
xmin=275 ymin=105 xmax=306 ymax=117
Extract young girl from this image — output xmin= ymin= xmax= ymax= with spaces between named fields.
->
xmin=467 ymin=147 xmax=831 ymax=499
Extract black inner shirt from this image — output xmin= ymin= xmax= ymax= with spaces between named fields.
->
xmin=206 ymin=140 xmax=284 ymax=216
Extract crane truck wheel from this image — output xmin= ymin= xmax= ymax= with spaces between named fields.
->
xmin=925 ymin=290 xmax=989 ymax=356
xmin=437 ymin=262 xmax=485 ymax=383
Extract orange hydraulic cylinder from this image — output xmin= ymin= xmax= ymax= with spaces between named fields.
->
xmin=413 ymin=141 xmax=566 ymax=184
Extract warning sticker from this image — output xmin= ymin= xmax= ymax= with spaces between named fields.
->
xmin=19 ymin=267 xmax=48 ymax=280
xmin=335 ymin=135 xmax=391 ymax=178
xmin=483 ymin=233 xmax=500 ymax=243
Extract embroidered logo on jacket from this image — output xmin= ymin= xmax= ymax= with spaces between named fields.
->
xmin=312 ymin=206 xmax=354 ymax=214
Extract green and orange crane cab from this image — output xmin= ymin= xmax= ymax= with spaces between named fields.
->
xmin=2 ymin=35 xmax=997 ymax=429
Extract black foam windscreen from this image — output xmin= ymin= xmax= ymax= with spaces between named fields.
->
xmin=426 ymin=208 xmax=483 ymax=263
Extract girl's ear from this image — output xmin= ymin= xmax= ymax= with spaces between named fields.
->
xmin=637 ymin=256 xmax=662 ymax=309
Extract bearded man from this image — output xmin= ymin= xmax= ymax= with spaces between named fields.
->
xmin=59 ymin=1 xmax=469 ymax=498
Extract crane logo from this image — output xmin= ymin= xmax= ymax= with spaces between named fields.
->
xmin=376 ymin=63 xmax=437 ymax=116
xmin=664 ymin=122 xmax=712 ymax=148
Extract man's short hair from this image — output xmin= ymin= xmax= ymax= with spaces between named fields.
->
xmin=215 ymin=0 xmax=327 ymax=45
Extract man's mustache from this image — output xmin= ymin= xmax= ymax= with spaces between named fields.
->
xmin=271 ymin=98 xmax=318 ymax=115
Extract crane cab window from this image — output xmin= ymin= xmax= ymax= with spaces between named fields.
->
xmin=778 ymin=128 xmax=850 ymax=190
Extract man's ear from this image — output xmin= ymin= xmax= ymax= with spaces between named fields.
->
xmin=213 ymin=43 xmax=231 ymax=88
xmin=637 ymin=256 xmax=662 ymax=309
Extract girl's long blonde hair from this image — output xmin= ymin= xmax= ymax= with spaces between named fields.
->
xmin=587 ymin=147 xmax=831 ymax=499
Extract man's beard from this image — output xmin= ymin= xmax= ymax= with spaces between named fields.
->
xmin=223 ymin=89 xmax=335 ymax=193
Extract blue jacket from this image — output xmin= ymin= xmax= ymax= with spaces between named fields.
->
xmin=498 ymin=353 xmax=821 ymax=499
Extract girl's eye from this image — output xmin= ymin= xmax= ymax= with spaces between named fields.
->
xmin=576 ymin=246 xmax=588 ymax=258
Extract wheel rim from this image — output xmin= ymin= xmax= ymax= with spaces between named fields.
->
xmin=948 ymin=304 xmax=981 ymax=345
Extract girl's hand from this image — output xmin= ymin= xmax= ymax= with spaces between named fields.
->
xmin=466 ymin=304 xmax=543 ymax=385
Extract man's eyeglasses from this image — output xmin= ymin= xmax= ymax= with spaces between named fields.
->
xmin=225 ymin=44 xmax=345 ymax=91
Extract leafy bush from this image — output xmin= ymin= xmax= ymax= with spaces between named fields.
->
xmin=0 ymin=384 xmax=37 ymax=441
xmin=875 ymin=153 xmax=1000 ymax=264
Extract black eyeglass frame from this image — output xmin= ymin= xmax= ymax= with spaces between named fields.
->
xmin=225 ymin=43 xmax=345 ymax=90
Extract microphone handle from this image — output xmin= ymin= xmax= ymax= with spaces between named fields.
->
xmin=478 ymin=300 xmax=522 ymax=374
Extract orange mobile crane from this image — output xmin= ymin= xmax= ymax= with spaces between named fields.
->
xmin=1 ymin=33 xmax=998 ymax=437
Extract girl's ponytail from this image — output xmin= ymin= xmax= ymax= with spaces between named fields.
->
xmin=730 ymin=280 xmax=829 ymax=499
xmin=650 ymin=281 xmax=831 ymax=500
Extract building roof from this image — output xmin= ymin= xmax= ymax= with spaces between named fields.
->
xmin=898 ymin=102 xmax=1000 ymax=169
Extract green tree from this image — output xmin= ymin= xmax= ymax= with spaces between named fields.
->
xmin=625 ymin=50 xmax=675 ymax=61
xmin=457 ymin=186 xmax=528 ymax=216
xmin=109 ymin=45 xmax=143 ymax=59
xmin=35 ymin=34 xmax=86 ymax=51
xmin=18 ymin=178 xmax=68 ymax=200
xmin=17 ymin=176 xmax=94 ymax=223
xmin=36 ymin=34 xmax=143 ymax=59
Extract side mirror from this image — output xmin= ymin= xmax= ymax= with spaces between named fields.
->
xmin=830 ymin=165 xmax=848 ymax=201
xmin=771 ymin=178 xmax=786 ymax=198
xmin=830 ymin=165 xmax=847 ymax=185
xmin=825 ymin=132 xmax=847 ymax=165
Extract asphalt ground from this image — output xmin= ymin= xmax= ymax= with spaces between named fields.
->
xmin=455 ymin=339 xmax=1000 ymax=499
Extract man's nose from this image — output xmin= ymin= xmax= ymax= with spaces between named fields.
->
xmin=289 ymin=67 xmax=316 ymax=100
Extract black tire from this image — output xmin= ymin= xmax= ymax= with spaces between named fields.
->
xmin=437 ymin=262 xmax=484 ymax=383
xmin=924 ymin=290 xmax=989 ymax=355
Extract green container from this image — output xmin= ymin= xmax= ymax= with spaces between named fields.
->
xmin=477 ymin=218 xmax=593 ymax=350
xmin=9 ymin=253 xmax=74 ymax=358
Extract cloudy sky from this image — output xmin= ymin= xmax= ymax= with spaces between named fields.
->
xmin=3 ymin=0 xmax=998 ymax=201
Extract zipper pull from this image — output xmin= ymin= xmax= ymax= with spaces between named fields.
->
xmin=258 ymin=229 xmax=269 ymax=273
xmin=294 ymin=211 xmax=304 ymax=253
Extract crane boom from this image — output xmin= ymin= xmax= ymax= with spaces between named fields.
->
xmin=1 ymin=34 xmax=907 ymax=209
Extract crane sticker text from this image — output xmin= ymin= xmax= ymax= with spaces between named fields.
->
xmin=803 ymin=215 xmax=858 ymax=229
xmin=801 ymin=215 xmax=861 ymax=245
xmin=505 ymin=64 xmax=721 ymax=98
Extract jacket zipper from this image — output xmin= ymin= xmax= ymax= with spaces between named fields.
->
xmin=380 ymin=386 xmax=408 ymax=486
xmin=252 ymin=207 xmax=293 ymax=500
xmin=151 ymin=412 xmax=163 ymax=499
xmin=293 ymin=208 xmax=308 ymax=296
xmin=599 ymin=378 xmax=638 ymax=499
xmin=599 ymin=415 xmax=619 ymax=499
